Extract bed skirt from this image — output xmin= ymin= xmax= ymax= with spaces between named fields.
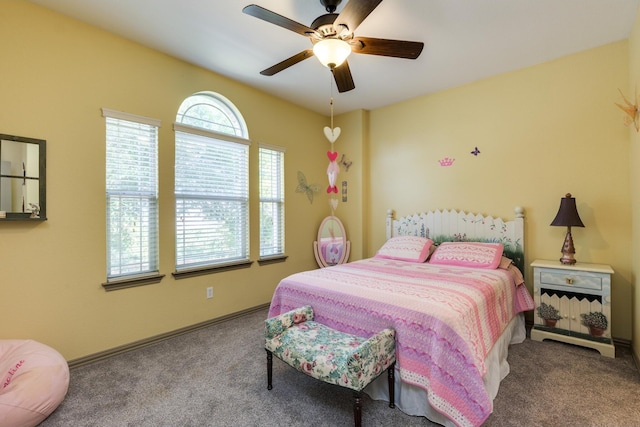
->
xmin=364 ymin=313 xmax=526 ymax=427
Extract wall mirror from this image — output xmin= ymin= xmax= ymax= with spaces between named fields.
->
xmin=0 ymin=134 xmax=46 ymax=221
xmin=313 ymin=215 xmax=350 ymax=268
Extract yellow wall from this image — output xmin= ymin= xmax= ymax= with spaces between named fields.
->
xmin=365 ymin=42 xmax=633 ymax=340
xmin=629 ymin=6 xmax=640 ymax=362
xmin=0 ymin=1 xmax=332 ymax=360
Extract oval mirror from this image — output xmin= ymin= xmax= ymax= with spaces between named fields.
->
xmin=313 ymin=215 xmax=351 ymax=268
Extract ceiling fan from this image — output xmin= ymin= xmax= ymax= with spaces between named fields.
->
xmin=242 ymin=0 xmax=424 ymax=93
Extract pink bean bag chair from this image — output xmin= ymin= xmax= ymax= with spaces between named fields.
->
xmin=0 ymin=340 xmax=69 ymax=427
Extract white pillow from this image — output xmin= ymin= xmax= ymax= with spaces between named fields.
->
xmin=375 ymin=236 xmax=434 ymax=263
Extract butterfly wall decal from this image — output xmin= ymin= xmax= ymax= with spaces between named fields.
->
xmin=296 ymin=171 xmax=319 ymax=204
xmin=471 ymin=147 xmax=480 ymax=156
xmin=339 ymin=154 xmax=353 ymax=171
xmin=615 ymin=88 xmax=639 ymax=132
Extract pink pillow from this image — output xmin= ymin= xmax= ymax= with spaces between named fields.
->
xmin=429 ymin=242 xmax=504 ymax=269
xmin=375 ymin=236 xmax=434 ymax=263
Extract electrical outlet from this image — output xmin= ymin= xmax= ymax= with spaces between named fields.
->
xmin=206 ymin=287 xmax=213 ymax=299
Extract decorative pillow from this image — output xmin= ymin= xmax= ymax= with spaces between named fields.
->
xmin=426 ymin=243 xmax=437 ymax=260
xmin=375 ymin=236 xmax=434 ymax=263
xmin=499 ymin=256 xmax=513 ymax=269
xmin=428 ymin=242 xmax=504 ymax=269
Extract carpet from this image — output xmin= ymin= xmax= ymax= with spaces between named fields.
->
xmin=39 ymin=307 xmax=640 ymax=427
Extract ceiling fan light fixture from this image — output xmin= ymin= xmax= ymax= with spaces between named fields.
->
xmin=313 ymin=38 xmax=351 ymax=69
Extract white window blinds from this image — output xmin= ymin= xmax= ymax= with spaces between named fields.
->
xmin=175 ymin=126 xmax=249 ymax=269
xmin=103 ymin=109 xmax=160 ymax=280
xmin=259 ymin=144 xmax=285 ymax=257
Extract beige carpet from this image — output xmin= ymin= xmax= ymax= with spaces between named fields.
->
xmin=40 ymin=307 xmax=640 ymax=427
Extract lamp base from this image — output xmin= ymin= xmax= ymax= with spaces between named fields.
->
xmin=559 ymin=254 xmax=577 ymax=265
xmin=559 ymin=229 xmax=577 ymax=265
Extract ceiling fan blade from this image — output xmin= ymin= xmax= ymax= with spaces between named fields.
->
xmin=334 ymin=0 xmax=383 ymax=33
xmin=332 ymin=61 xmax=355 ymax=93
xmin=260 ymin=49 xmax=314 ymax=76
xmin=351 ymin=37 xmax=424 ymax=59
xmin=243 ymin=4 xmax=319 ymax=37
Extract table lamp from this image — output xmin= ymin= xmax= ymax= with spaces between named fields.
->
xmin=550 ymin=193 xmax=585 ymax=265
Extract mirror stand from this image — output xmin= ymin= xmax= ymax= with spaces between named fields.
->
xmin=313 ymin=215 xmax=351 ymax=268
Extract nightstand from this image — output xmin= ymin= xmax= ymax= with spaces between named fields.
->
xmin=530 ymin=259 xmax=615 ymax=358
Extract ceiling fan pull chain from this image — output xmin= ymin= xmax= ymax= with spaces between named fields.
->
xmin=330 ymin=73 xmax=335 ymax=130
xmin=330 ymin=97 xmax=334 ymax=129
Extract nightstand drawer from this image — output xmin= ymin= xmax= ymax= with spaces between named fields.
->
xmin=539 ymin=270 xmax=602 ymax=290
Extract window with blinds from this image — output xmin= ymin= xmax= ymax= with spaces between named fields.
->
xmin=174 ymin=92 xmax=250 ymax=271
xmin=259 ymin=144 xmax=285 ymax=258
xmin=103 ymin=109 xmax=160 ymax=281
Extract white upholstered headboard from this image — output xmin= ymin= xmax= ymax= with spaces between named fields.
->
xmin=386 ymin=207 xmax=525 ymax=271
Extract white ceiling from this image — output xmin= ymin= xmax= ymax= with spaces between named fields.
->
xmin=29 ymin=0 xmax=639 ymax=115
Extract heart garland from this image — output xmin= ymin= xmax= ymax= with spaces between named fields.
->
xmin=323 ymin=126 xmax=341 ymax=143
xmin=325 ymin=95 xmax=341 ymax=215
xmin=326 ymin=151 xmax=339 ymax=194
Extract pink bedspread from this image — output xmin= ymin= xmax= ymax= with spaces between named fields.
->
xmin=268 ymin=257 xmax=534 ymax=427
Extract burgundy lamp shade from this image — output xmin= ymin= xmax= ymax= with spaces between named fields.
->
xmin=550 ymin=193 xmax=585 ymax=228
xmin=550 ymin=193 xmax=584 ymax=265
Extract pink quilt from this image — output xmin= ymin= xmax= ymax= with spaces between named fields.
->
xmin=268 ymin=257 xmax=534 ymax=427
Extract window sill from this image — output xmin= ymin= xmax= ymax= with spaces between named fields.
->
xmin=258 ymin=255 xmax=288 ymax=266
xmin=172 ymin=260 xmax=253 ymax=279
xmin=102 ymin=273 xmax=165 ymax=292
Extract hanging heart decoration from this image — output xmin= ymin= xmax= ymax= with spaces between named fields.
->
xmin=327 ymin=151 xmax=339 ymax=193
xmin=323 ymin=126 xmax=341 ymax=143
xmin=330 ymin=199 xmax=339 ymax=211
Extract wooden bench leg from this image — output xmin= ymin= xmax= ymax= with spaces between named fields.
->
xmin=266 ymin=350 xmax=273 ymax=390
xmin=388 ymin=361 xmax=396 ymax=408
xmin=353 ymin=391 xmax=362 ymax=427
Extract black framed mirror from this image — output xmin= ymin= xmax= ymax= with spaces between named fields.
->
xmin=0 ymin=134 xmax=46 ymax=221
xmin=313 ymin=215 xmax=350 ymax=268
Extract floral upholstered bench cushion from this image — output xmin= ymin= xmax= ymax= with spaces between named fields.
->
xmin=265 ymin=306 xmax=396 ymax=392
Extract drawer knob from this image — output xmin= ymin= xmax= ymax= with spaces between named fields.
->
xmin=566 ymin=277 xmax=574 ymax=284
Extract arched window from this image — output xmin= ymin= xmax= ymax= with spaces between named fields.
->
xmin=174 ymin=92 xmax=250 ymax=273
xmin=176 ymin=92 xmax=247 ymax=137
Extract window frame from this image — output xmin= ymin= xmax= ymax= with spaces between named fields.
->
xmin=172 ymin=93 xmax=252 ymax=278
xmin=258 ymin=143 xmax=286 ymax=263
xmin=102 ymin=108 xmax=164 ymax=291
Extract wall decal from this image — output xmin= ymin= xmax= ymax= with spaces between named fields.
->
xmin=615 ymin=88 xmax=639 ymax=132
xmin=438 ymin=157 xmax=455 ymax=167
xmin=342 ymin=180 xmax=348 ymax=202
xmin=339 ymin=154 xmax=352 ymax=171
xmin=470 ymin=147 xmax=480 ymax=156
xmin=296 ymin=171 xmax=319 ymax=204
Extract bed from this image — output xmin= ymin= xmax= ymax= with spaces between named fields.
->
xmin=268 ymin=208 xmax=534 ymax=427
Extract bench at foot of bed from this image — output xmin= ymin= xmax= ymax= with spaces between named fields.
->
xmin=265 ymin=305 xmax=396 ymax=427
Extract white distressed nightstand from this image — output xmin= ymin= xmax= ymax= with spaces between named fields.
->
xmin=530 ymin=259 xmax=615 ymax=358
